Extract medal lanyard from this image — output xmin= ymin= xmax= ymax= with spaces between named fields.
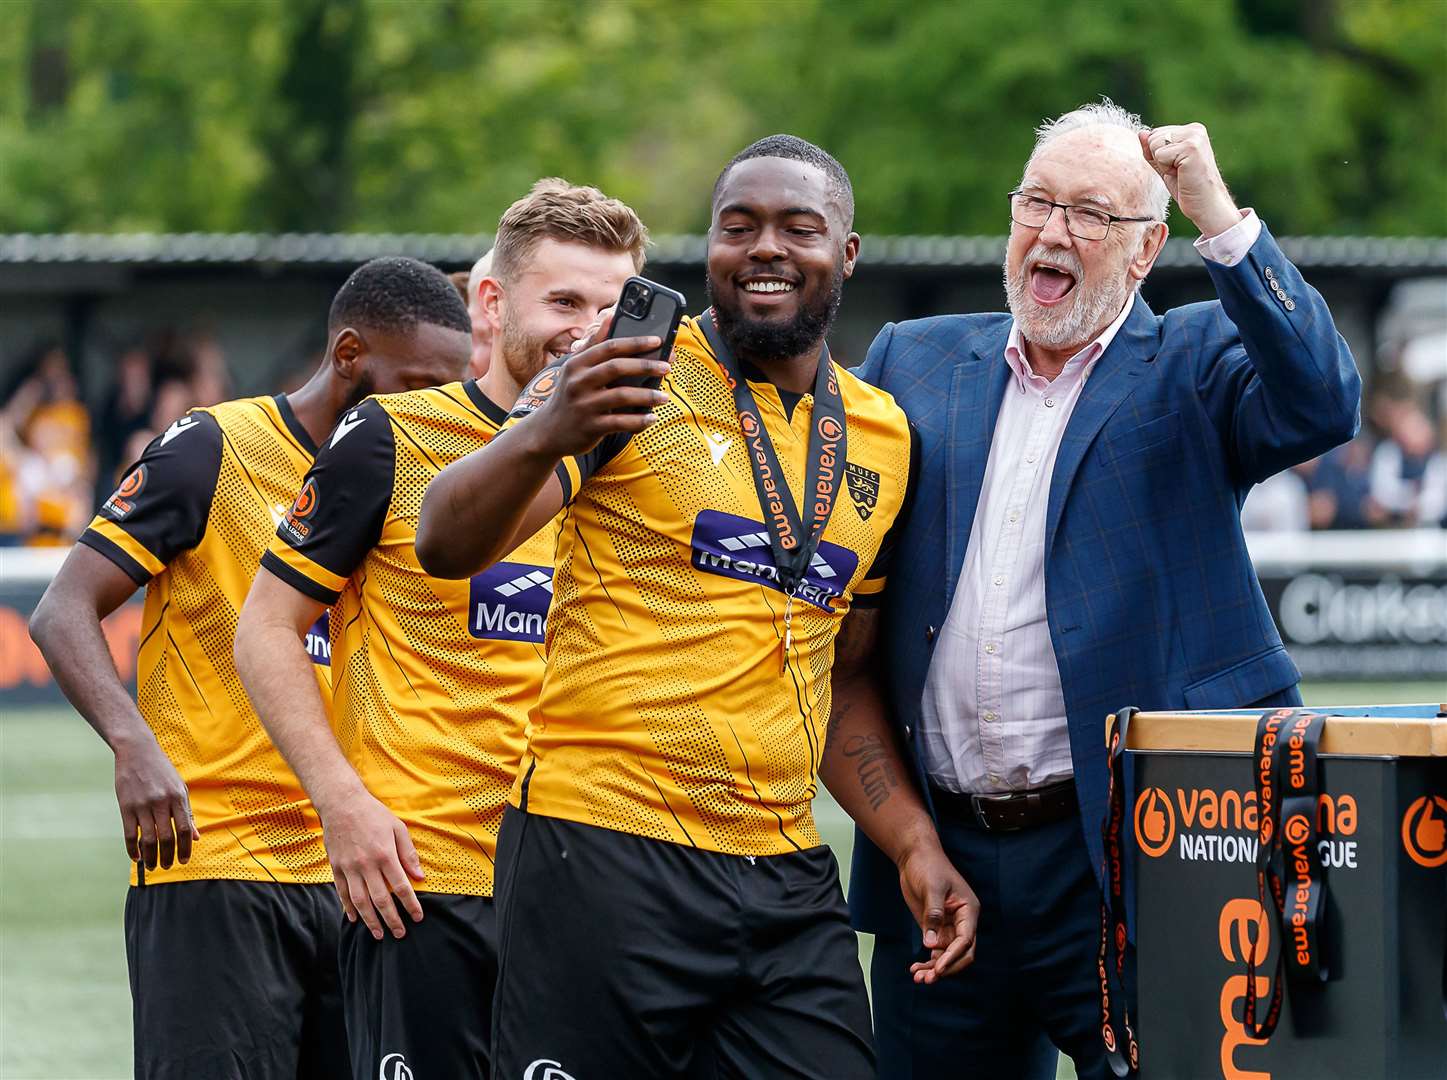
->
xmin=698 ymin=311 xmax=847 ymax=673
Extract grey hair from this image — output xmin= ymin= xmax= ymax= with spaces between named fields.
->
xmin=1028 ymin=98 xmax=1170 ymax=221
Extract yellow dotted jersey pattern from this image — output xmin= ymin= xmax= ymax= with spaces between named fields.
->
xmin=84 ymin=396 xmax=331 ymax=885
xmin=268 ymin=383 xmax=551 ymax=896
xmin=516 ymin=318 xmax=913 ymax=857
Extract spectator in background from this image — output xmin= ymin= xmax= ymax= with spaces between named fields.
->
xmin=1296 ymin=438 xmax=1382 ymax=529
xmin=1369 ymin=383 xmax=1442 ymax=525
xmin=0 ymin=342 xmax=94 ymax=545
xmin=1240 ymin=467 xmax=1310 ymax=532
xmin=94 ymin=343 xmax=156 ymax=503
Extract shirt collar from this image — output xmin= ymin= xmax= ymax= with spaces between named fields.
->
xmin=1004 ymin=291 xmax=1136 ymax=392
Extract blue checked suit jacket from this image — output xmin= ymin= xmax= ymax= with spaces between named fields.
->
xmin=847 ymin=225 xmax=1361 ymax=937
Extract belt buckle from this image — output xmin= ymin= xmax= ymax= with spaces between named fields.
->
xmin=969 ymin=792 xmax=1013 ymax=831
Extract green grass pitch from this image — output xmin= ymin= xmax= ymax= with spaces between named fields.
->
xmin=2 ymin=683 xmax=1438 ymax=1078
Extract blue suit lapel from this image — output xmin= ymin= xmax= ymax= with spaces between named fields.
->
xmin=945 ymin=323 xmax=1012 ymax=598
xmin=1045 ymin=295 xmax=1160 ymax=555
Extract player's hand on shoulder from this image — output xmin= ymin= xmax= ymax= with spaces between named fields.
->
xmin=514 ymin=314 xmax=670 ymax=459
xmin=320 ymin=790 xmax=426 ymax=941
xmin=112 ymin=733 xmax=199 ymax=871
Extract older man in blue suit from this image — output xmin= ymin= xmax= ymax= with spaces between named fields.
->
xmin=850 ymin=101 xmax=1360 ymax=1079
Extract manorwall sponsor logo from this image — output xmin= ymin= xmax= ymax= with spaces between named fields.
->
xmin=1401 ymin=794 xmax=1447 ymax=868
xmin=103 ymin=465 xmax=147 ymax=520
xmin=281 ymin=478 xmax=318 ymax=543
xmin=689 ymin=509 xmax=858 ymax=612
xmin=845 ymin=461 xmax=880 ymax=521
xmin=1132 ymin=786 xmax=1360 ymax=868
xmin=305 ymin=612 xmax=330 ymax=667
xmin=468 ymin=562 xmax=552 ymax=643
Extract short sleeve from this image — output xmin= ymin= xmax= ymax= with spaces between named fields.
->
xmin=260 ymin=398 xmax=394 ymax=605
xmin=853 ymin=422 xmax=920 ymax=607
xmin=506 ymin=362 xmax=632 ymax=505
xmin=77 ymin=411 xmax=223 ymax=585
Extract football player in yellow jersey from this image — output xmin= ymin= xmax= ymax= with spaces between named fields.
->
xmin=29 ymin=256 xmax=471 ymax=1080
xmin=420 ymin=137 xmax=979 ymax=1078
xmin=234 ymin=180 xmax=648 ymax=1079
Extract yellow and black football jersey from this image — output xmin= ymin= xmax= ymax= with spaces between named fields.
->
xmin=79 ymin=395 xmax=332 ymax=885
xmin=506 ymin=315 xmax=914 ymax=857
xmin=261 ymin=381 xmax=553 ymax=896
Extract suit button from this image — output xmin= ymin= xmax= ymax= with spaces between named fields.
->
xmin=1264 ymin=266 xmax=1276 ymax=281
xmin=904 ymin=724 xmax=913 ymax=739
xmin=1284 ymin=298 xmax=1296 ymax=311
xmin=925 ymin=625 xmax=937 ymax=643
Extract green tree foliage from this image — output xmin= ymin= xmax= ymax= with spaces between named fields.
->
xmin=0 ymin=0 xmax=1442 ymax=237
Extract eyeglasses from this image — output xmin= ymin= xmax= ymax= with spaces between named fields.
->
xmin=1007 ymin=191 xmax=1156 ymax=241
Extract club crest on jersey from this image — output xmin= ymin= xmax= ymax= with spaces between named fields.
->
xmin=468 ymin=562 xmax=553 ymax=643
xmin=845 ymin=462 xmax=880 ymax=521
xmin=689 ymin=509 xmax=858 ymax=611
xmin=280 ymin=479 xmax=318 ymax=543
xmin=103 ymin=465 xmax=147 ymax=519
xmin=305 ymin=612 xmax=331 ymax=667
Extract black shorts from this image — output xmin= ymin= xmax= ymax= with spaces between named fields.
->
xmin=124 ymin=879 xmax=347 ymax=1080
xmin=492 ymin=807 xmax=875 ymax=1079
xmin=338 ymin=892 xmax=496 ymax=1080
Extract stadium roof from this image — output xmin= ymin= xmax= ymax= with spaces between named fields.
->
xmin=2 ymin=233 xmax=1445 ymax=270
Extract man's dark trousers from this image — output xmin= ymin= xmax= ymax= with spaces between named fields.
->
xmin=871 ymin=809 xmax=1105 ymax=1080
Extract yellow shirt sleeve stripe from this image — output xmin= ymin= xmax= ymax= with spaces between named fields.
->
xmin=264 ymin=537 xmax=348 ymax=595
xmin=84 ymin=517 xmax=167 ymax=579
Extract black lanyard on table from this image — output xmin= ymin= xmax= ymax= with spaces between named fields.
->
xmin=1099 ymin=707 xmax=1141 ymax=1077
xmin=1244 ymin=708 xmax=1329 ymax=1040
xmin=697 ymin=310 xmax=847 ymax=673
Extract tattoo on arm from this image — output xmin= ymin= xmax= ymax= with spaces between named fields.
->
xmin=844 ymin=733 xmax=902 ymax=811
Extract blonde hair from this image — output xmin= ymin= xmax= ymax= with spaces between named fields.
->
xmin=492 ymin=178 xmax=648 ymax=284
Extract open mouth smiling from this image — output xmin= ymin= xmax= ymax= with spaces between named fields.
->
xmin=1028 ymin=260 xmax=1077 ymax=305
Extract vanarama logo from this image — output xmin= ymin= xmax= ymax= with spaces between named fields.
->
xmin=740 ymin=410 xmax=796 ymax=550
xmin=514 ymin=367 xmax=561 ymax=414
xmin=1134 ymin=786 xmax=1176 ymax=857
xmin=281 ymin=479 xmax=318 ymax=543
xmin=812 ymin=414 xmax=842 ymax=523
xmin=103 ymin=465 xmax=147 ymax=519
xmin=1401 ymin=794 xmax=1447 ymax=868
xmin=1133 ymin=785 xmax=1359 ymax=868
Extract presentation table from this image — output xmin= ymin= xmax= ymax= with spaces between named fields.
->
xmin=1124 ymin=704 xmax=1446 ymax=1079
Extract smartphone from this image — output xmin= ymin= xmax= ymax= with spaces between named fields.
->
xmin=604 ymin=276 xmax=686 ymax=391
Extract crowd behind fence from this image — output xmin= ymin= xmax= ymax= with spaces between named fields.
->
xmin=3 ymin=328 xmax=1444 ymax=549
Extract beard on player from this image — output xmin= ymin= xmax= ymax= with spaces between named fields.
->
xmin=706 ymin=255 xmax=846 ymax=365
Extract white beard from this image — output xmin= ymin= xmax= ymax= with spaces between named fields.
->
xmin=1003 ymin=243 xmax=1132 ymax=351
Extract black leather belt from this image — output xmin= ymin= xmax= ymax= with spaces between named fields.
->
xmin=930 ymin=777 xmax=1078 ymax=832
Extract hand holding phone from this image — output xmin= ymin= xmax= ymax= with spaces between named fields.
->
xmin=604 ymin=277 xmax=686 ymax=391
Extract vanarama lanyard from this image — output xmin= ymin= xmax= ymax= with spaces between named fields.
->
xmin=1098 ymin=707 xmax=1141 ymax=1077
xmin=697 ymin=310 xmax=847 ymax=674
xmin=1244 ymin=707 xmax=1329 ymax=1040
